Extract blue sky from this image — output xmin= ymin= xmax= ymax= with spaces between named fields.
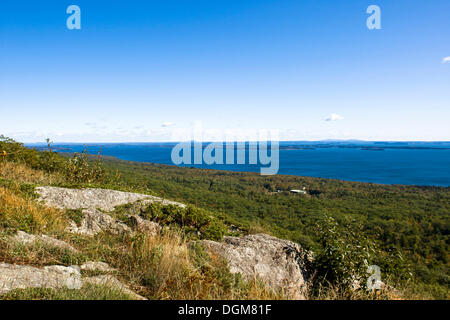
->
xmin=1 ymin=0 xmax=449 ymax=142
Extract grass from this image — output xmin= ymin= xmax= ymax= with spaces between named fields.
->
xmin=72 ymin=229 xmax=285 ymax=300
xmin=0 ymin=187 xmax=67 ymax=234
xmin=0 ymin=161 xmax=64 ymax=185
xmin=65 ymin=209 xmax=85 ymax=227
xmin=309 ymin=282 xmax=397 ymax=300
xmin=0 ymin=239 xmax=88 ymax=267
xmin=0 ymin=284 xmax=138 ymax=300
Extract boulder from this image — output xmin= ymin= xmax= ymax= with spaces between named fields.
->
xmin=201 ymin=233 xmax=313 ymax=299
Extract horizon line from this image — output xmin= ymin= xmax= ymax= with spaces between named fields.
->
xmin=22 ymin=139 xmax=450 ymax=144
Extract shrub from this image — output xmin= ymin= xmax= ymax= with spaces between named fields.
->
xmin=312 ymin=215 xmax=376 ymax=294
xmin=140 ymin=203 xmax=227 ymax=241
xmin=0 ymin=135 xmax=65 ymax=173
xmin=64 ymin=150 xmax=106 ymax=184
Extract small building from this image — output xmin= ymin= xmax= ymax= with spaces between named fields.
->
xmin=290 ymin=187 xmax=307 ymax=195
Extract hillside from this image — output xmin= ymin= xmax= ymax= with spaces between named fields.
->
xmin=0 ymin=136 xmax=448 ymax=299
xmin=100 ymin=158 xmax=449 ymax=299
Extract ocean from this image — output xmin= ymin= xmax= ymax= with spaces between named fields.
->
xmin=25 ymin=141 xmax=450 ymax=187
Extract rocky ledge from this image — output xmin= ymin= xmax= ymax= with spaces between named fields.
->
xmin=35 ymin=186 xmax=182 ymax=236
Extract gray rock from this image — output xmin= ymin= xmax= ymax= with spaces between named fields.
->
xmin=80 ymin=261 xmax=116 ymax=273
xmin=8 ymin=231 xmax=79 ymax=253
xmin=35 ymin=186 xmax=182 ymax=236
xmin=35 ymin=186 xmax=185 ymax=212
xmin=0 ymin=263 xmax=82 ymax=294
xmin=65 ymin=208 xmax=131 ymax=236
xmin=127 ymin=214 xmax=161 ymax=236
xmin=201 ymin=233 xmax=312 ymax=299
xmin=0 ymin=263 xmax=144 ymax=300
xmin=83 ymin=275 xmax=146 ymax=300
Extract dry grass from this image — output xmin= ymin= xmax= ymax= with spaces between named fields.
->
xmin=309 ymin=280 xmax=409 ymax=300
xmin=0 ymin=284 xmax=137 ymax=300
xmin=124 ymin=230 xmax=192 ymax=298
xmin=387 ymin=280 xmax=440 ymax=300
xmin=247 ymin=221 xmax=270 ymax=235
xmin=0 ymin=161 xmax=64 ymax=185
xmin=0 ymin=187 xmax=67 ymax=234
xmin=0 ymin=238 xmax=87 ymax=267
xmin=75 ymin=230 xmax=285 ymax=300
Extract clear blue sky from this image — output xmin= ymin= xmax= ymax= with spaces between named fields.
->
xmin=1 ymin=0 xmax=449 ymax=142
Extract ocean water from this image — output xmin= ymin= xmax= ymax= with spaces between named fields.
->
xmin=25 ymin=141 xmax=450 ymax=187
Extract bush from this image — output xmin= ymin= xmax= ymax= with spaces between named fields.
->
xmin=65 ymin=150 xmax=106 ymax=184
xmin=0 ymin=135 xmax=65 ymax=173
xmin=312 ymin=215 xmax=376 ymax=294
xmin=140 ymin=203 xmax=227 ymax=241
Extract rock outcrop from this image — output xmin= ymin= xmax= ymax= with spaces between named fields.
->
xmin=66 ymin=208 xmax=131 ymax=236
xmin=202 ymin=233 xmax=313 ymax=299
xmin=35 ymin=186 xmax=179 ymax=236
xmin=35 ymin=186 xmax=185 ymax=211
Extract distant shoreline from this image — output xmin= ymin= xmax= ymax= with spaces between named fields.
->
xmin=103 ymin=156 xmax=450 ymax=189
xmin=24 ymin=142 xmax=450 ymax=188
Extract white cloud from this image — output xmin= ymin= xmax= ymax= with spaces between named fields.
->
xmin=442 ymin=57 xmax=450 ymax=63
xmin=161 ymin=121 xmax=174 ymax=127
xmin=325 ymin=113 xmax=344 ymax=121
